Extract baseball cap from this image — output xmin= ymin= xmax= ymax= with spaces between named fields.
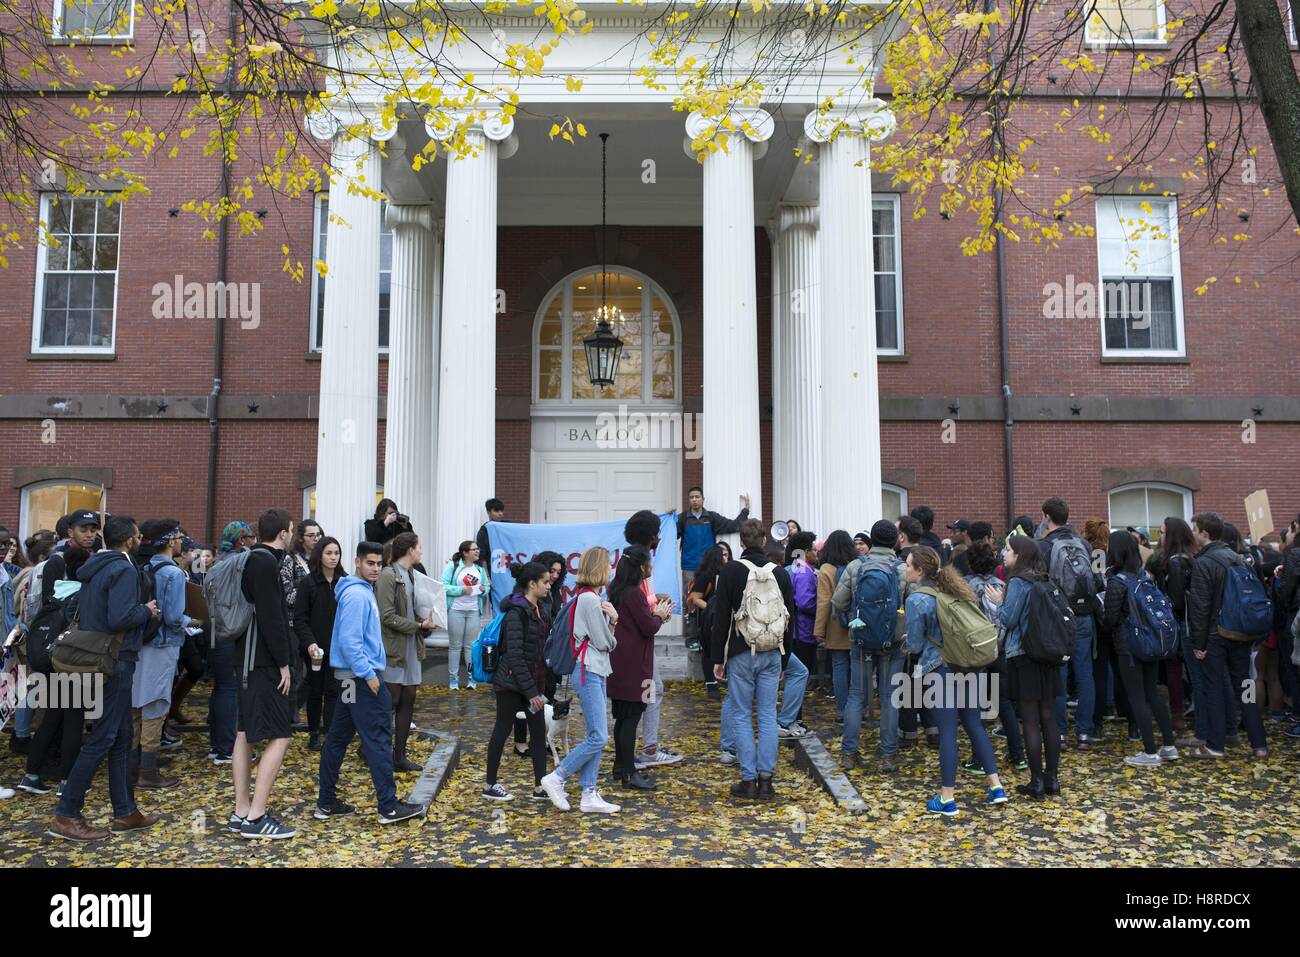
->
xmin=946 ymin=518 xmax=971 ymax=533
xmin=65 ymin=509 xmax=101 ymax=529
xmin=968 ymin=521 xmax=994 ymax=541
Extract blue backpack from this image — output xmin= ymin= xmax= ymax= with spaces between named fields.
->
xmin=851 ymin=557 xmax=905 ymax=654
xmin=543 ymin=597 xmax=587 ymax=677
xmin=471 ymin=610 xmax=507 ymax=683
xmin=1216 ymin=562 xmax=1272 ymax=641
xmin=1116 ymin=573 xmax=1179 ymax=661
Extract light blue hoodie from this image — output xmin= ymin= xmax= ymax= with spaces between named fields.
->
xmin=330 ymin=574 xmax=385 ymax=682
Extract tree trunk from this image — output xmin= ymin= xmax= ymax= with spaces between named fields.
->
xmin=1237 ymin=0 xmax=1300 ymax=225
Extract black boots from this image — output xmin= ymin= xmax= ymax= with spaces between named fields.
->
xmin=1016 ymin=774 xmax=1045 ymax=799
xmin=1043 ymin=773 xmax=1061 ymax=796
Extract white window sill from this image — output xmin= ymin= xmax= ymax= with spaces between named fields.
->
xmin=49 ymin=34 xmax=134 ymax=45
xmin=28 ymin=350 xmax=116 ymax=361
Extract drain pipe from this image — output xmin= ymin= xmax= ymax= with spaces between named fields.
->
xmin=986 ymin=0 xmax=1016 ymax=529
xmin=204 ymin=0 xmax=236 ymax=545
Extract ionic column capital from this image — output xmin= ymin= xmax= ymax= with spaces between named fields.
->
xmin=305 ymin=105 xmax=399 ymax=144
xmin=684 ymin=107 xmax=775 ymax=161
xmin=802 ymin=99 xmax=895 ymax=144
xmin=426 ymin=108 xmax=518 ymax=159
xmin=776 ymin=202 xmax=819 ymax=234
xmin=385 ymin=204 xmax=436 ymax=233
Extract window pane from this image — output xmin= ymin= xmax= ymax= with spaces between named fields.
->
xmin=47 ymin=198 xmax=70 ymax=233
xmin=651 ymin=295 xmax=674 ymax=346
xmin=67 ymin=310 xmax=92 ymax=345
xmin=1144 ymin=487 xmax=1187 ymax=531
xmin=44 ymin=273 xmax=69 ymax=310
xmin=26 ymin=484 xmax=69 ymax=535
xmin=92 ymin=272 xmax=114 ymax=309
xmin=872 ymin=203 xmax=896 ymax=271
xmin=71 ymin=198 xmax=96 ymax=233
xmin=68 ymin=273 xmax=93 ymax=308
xmin=1109 ymin=488 xmax=1149 ymax=529
xmin=92 ymin=308 xmax=113 ymax=345
xmin=539 ymin=295 xmax=562 ymax=345
xmin=1102 ymin=279 xmax=1175 ymax=350
xmin=882 ymin=487 xmax=904 ymax=522
xmin=97 ymin=200 xmax=120 ymax=234
xmin=875 ymin=274 xmax=898 ymax=350
xmin=1089 ymin=0 xmax=1162 ymax=40
xmin=42 ymin=309 xmax=68 ymax=347
xmin=653 ymin=350 xmax=674 ymax=398
xmin=538 ymin=349 xmax=562 ymax=399
xmin=69 ymin=234 xmax=94 ymax=270
xmin=94 ymin=235 xmax=118 ymax=270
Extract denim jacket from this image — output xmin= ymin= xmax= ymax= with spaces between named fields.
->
xmin=996 ymin=575 xmax=1033 ymax=660
xmin=903 ymin=582 xmax=944 ymax=676
xmin=148 ymin=554 xmax=192 ymax=649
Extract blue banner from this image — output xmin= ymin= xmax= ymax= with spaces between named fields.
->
xmin=485 ymin=513 xmax=681 ymax=614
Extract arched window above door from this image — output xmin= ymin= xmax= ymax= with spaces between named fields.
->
xmin=534 ymin=267 xmax=681 ymax=405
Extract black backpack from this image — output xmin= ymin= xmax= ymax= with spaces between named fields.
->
xmin=138 ymin=562 xmax=163 ymax=646
xmin=1023 ymin=578 xmax=1076 ymax=666
xmin=26 ymin=596 xmax=76 ymax=676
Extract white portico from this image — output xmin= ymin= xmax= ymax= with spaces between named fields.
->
xmin=304 ymin=2 xmax=898 ymax=560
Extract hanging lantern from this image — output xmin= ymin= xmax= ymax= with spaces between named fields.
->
xmin=584 ymin=132 xmax=622 ymax=389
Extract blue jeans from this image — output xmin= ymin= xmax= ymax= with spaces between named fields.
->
xmin=1056 ymin=615 xmax=1096 ymax=737
xmin=931 ymin=664 xmax=999 ymax=788
xmin=319 ymin=675 xmax=397 ymax=813
xmin=556 ymin=665 xmax=608 ymax=792
xmin=725 ymin=650 xmax=781 ymax=781
xmin=207 ymin=636 xmax=238 ymax=756
xmin=55 ymin=658 xmax=137 ymax=819
xmin=1183 ymin=629 xmax=1236 ymax=741
xmin=778 ymin=651 xmax=808 ymax=728
xmin=842 ymin=644 xmax=905 ymax=756
xmin=829 ymin=649 xmax=850 ymax=719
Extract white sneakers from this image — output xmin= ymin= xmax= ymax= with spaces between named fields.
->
xmin=0 ymin=786 xmax=14 ymax=800
xmin=538 ymin=772 xmax=570 ymax=811
xmin=580 ymin=791 xmax=620 ymax=814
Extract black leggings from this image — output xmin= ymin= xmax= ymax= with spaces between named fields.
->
xmin=1116 ymin=654 xmax=1174 ymax=754
xmin=178 ymin=636 xmax=204 ymax=683
xmin=611 ymin=699 xmax=647 ymax=778
xmin=388 ymin=683 xmax=418 ymax=758
xmin=1019 ymin=697 xmax=1060 ymax=779
xmin=487 ymin=690 xmax=546 ymax=787
xmin=27 ymin=705 xmax=84 ymax=779
xmin=306 ymin=665 xmax=340 ymax=737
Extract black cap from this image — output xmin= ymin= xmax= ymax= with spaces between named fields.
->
xmin=969 ymin=521 xmax=994 ymax=541
xmin=65 ymin=509 xmax=100 ymax=529
xmin=946 ymin=518 xmax=971 ymax=532
xmin=870 ymin=519 xmax=898 ymax=549
xmin=853 ymin=531 xmax=871 ymax=545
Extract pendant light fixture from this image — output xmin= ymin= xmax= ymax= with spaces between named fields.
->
xmin=583 ymin=132 xmax=623 ymax=390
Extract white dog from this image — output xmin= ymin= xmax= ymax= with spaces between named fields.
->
xmin=515 ymin=703 xmax=567 ymax=766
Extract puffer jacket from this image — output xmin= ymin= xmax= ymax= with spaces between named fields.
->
xmin=376 ymin=563 xmax=424 ymax=667
xmin=1186 ymin=541 xmax=1241 ymax=652
xmin=494 ymin=592 xmax=547 ymax=698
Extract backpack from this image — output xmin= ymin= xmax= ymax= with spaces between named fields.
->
xmin=1116 ymin=572 xmax=1179 ymax=661
xmin=731 ymin=559 xmax=788 ymax=655
xmin=787 ymin=562 xmax=818 ymax=644
xmin=1022 ymin=578 xmax=1076 ymax=666
xmin=24 ymin=596 xmax=75 ymax=676
xmin=851 ymin=556 xmax=906 ymax=655
xmin=543 ymin=597 xmax=588 ymax=677
xmin=471 ymin=610 xmax=507 ymax=683
xmin=203 ymin=551 xmax=254 ymax=642
xmin=138 ymin=562 xmax=163 ymax=646
xmin=1216 ymin=561 xmax=1273 ymax=641
xmin=915 ymin=586 xmax=999 ymax=669
xmin=970 ymin=575 xmax=1004 ymax=625
xmin=1048 ymin=535 xmax=1098 ymax=616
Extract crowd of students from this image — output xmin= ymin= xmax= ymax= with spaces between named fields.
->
xmin=3 ymin=487 xmax=1295 ymax=836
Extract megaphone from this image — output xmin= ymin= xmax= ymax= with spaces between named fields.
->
xmin=770 ymin=520 xmax=789 ymax=542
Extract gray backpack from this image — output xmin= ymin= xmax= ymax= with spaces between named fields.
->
xmin=203 ymin=550 xmax=254 ymax=642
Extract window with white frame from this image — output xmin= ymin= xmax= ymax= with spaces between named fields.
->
xmin=311 ymin=196 xmax=392 ymax=351
xmin=1085 ymin=0 xmax=1166 ymax=44
xmin=882 ymin=483 xmax=909 ymax=522
xmin=20 ymin=479 xmax=106 ymax=540
xmin=1290 ymin=1 xmax=1297 ymax=47
xmin=533 ymin=267 xmax=680 ymax=404
xmin=52 ymin=0 xmax=133 ymax=39
xmin=873 ymin=195 xmax=904 ymax=354
xmin=303 ymin=485 xmax=385 ymax=520
xmin=1108 ymin=482 xmax=1192 ymax=542
xmin=33 ymin=193 xmax=120 ymax=353
xmin=1095 ymin=195 xmax=1183 ymax=355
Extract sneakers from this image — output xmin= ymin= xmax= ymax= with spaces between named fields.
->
xmin=481 ymin=783 xmax=513 ymax=802
xmin=209 ymin=751 xmax=233 ymax=765
xmin=634 ymin=748 xmax=683 ymax=770
xmin=159 ymin=732 xmax=184 ymax=752
xmin=1076 ymin=734 xmax=1103 ymax=750
xmin=719 ymin=750 xmax=737 ymax=766
xmin=0 ymin=786 xmax=12 ymax=799
xmin=449 ymin=677 xmax=460 ymax=691
xmin=991 ymin=726 xmax=1006 ymax=739
xmin=538 ymin=771 xmax=571 ymax=811
xmin=1157 ymin=745 xmax=1179 ymax=761
xmin=1176 ymin=736 xmax=1204 ymax=748
xmin=1283 ymin=724 xmax=1300 ymax=739
xmin=467 ymin=679 xmax=477 ymax=690
xmin=226 ymin=813 xmax=245 ymax=833
xmin=240 ymin=813 xmax=297 ymax=839
xmin=313 ymin=800 xmax=356 ymax=820
xmin=579 ymin=791 xmax=620 ymax=814
xmin=777 ymin=722 xmax=810 ymax=741
xmin=17 ymin=774 xmax=52 ymax=795
xmin=1124 ymin=751 xmax=1162 ymax=767
xmin=379 ymin=801 xmax=426 ymax=824
xmin=985 ymin=786 xmax=1009 ymax=805
xmin=925 ymin=794 xmax=959 ymax=817
xmin=685 ymin=639 xmax=702 ymax=652
xmin=960 ymin=758 xmax=989 ymax=776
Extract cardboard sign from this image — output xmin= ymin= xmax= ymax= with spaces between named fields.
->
xmin=1245 ymin=489 xmax=1273 ymax=544
xmin=185 ymin=580 xmax=209 ymax=619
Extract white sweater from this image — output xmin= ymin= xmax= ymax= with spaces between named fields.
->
xmin=571 ymin=590 xmax=617 ymax=678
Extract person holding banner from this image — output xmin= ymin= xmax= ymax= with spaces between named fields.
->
xmin=442 ymin=541 xmax=490 ymax=691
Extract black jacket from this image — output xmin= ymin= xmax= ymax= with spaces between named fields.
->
xmin=710 ymin=548 xmax=797 ymax=665
xmin=1186 ymin=541 xmax=1241 ymax=652
xmin=1102 ymin=574 xmax=1136 ymax=658
xmin=240 ymin=544 xmax=294 ymax=668
xmin=494 ymin=592 xmax=547 ymax=698
xmin=1153 ymin=552 xmax=1193 ymax=621
xmin=292 ymin=569 xmax=341 ymax=656
xmin=363 ymin=516 xmax=413 ymax=546
xmin=1278 ymin=548 xmax=1300 ymax=620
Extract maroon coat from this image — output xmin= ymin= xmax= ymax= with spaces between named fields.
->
xmin=606 ymin=587 xmax=662 ymax=703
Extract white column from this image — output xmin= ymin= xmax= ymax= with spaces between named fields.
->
xmin=767 ymin=218 xmax=783 ymax=526
xmin=686 ymin=107 xmax=773 ymax=538
xmin=804 ymin=102 xmax=895 ymax=533
xmin=384 ymin=204 xmax=436 ymax=546
xmin=771 ymin=202 xmax=822 ymax=530
xmin=308 ymin=113 xmax=395 ymax=557
xmin=428 ymin=217 xmax=443 ymax=505
xmin=429 ymin=113 xmax=517 ymax=571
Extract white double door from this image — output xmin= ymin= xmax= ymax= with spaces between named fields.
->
xmin=533 ymin=450 xmax=680 ymax=524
